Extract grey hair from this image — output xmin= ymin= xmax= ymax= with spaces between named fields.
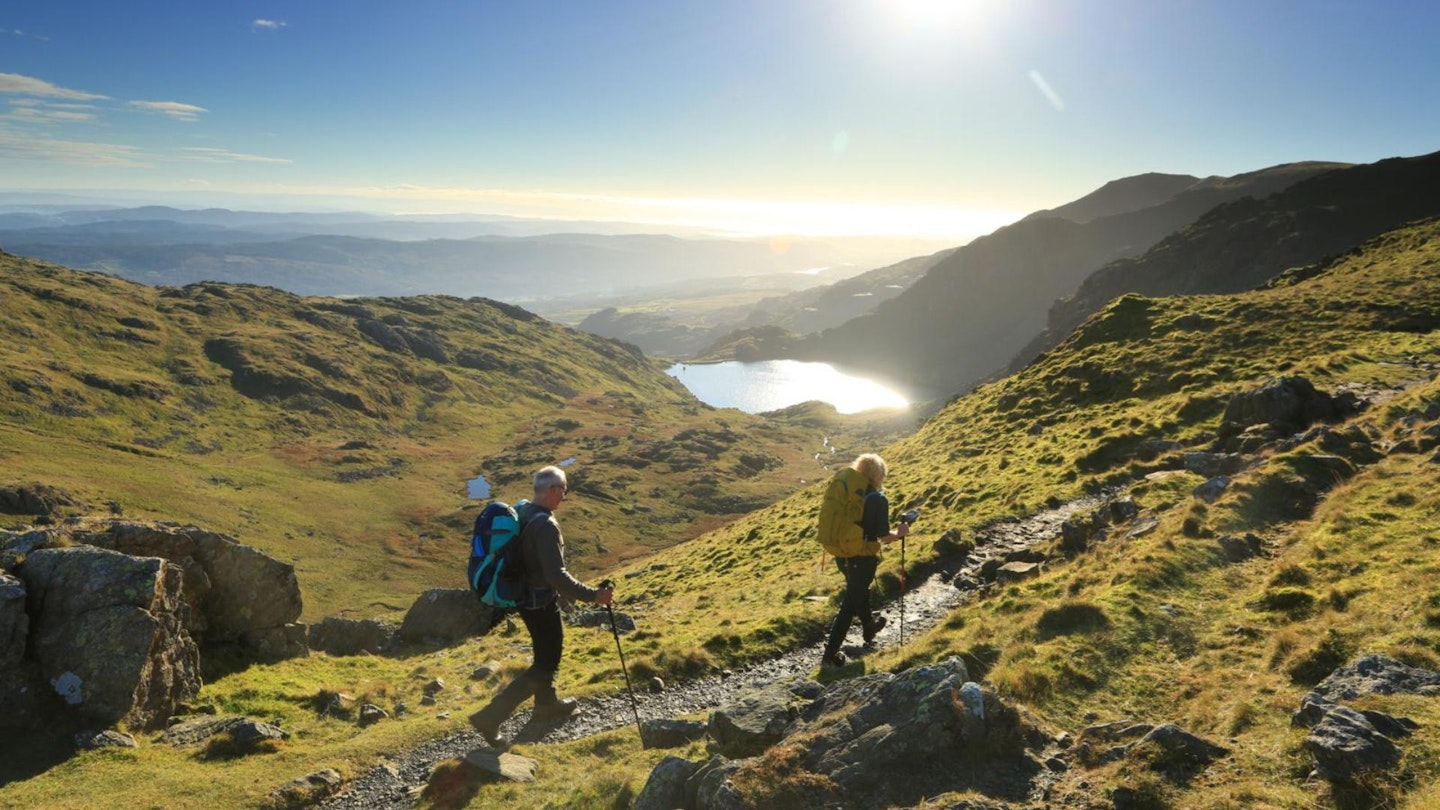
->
xmin=533 ymin=465 xmax=568 ymax=496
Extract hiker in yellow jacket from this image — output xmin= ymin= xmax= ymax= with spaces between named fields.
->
xmin=821 ymin=453 xmax=908 ymax=669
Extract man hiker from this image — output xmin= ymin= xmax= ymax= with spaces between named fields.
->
xmin=469 ymin=465 xmax=613 ymax=747
xmin=821 ymin=453 xmax=908 ymax=669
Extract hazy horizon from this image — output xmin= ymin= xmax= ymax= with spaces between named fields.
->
xmin=3 ymin=1 xmax=1438 ymax=242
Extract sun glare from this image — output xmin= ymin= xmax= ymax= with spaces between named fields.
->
xmin=887 ymin=0 xmax=988 ymax=33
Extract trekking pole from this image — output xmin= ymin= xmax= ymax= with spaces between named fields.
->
xmin=895 ymin=508 xmax=919 ymax=647
xmin=599 ymin=579 xmax=645 ymax=748
xmin=899 ymin=534 xmax=906 ymax=646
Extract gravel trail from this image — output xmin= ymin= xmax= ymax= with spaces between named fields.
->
xmin=323 ymin=494 xmax=1108 ymax=809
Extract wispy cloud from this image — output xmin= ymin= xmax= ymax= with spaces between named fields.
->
xmin=0 ymin=72 xmax=107 ymax=101
xmin=252 ymin=19 xmax=288 ymax=31
xmin=181 ymin=147 xmax=291 ymax=164
xmin=1 ymin=28 xmax=50 ymax=42
xmin=6 ymin=99 xmax=100 ymax=124
xmin=0 ymin=128 xmax=149 ymax=167
xmin=128 ymin=100 xmax=208 ymax=122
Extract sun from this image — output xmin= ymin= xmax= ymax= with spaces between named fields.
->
xmin=884 ymin=0 xmax=992 ymax=35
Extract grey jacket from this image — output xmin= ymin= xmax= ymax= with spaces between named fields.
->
xmin=519 ymin=505 xmax=598 ymax=606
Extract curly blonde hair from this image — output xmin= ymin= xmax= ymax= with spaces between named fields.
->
xmin=852 ymin=453 xmax=887 ymax=489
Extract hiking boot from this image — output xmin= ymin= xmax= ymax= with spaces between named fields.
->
xmin=468 ymin=707 xmax=509 ymax=750
xmin=821 ymin=650 xmax=847 ymax=669
xmin=863 ymin=614 xmax=888 ymax=645
xmin=532 ymin=697 xmax=579 ymax=723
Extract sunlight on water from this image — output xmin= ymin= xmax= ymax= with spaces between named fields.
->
xmin=666 ymin=360 xmax=908 ymax=415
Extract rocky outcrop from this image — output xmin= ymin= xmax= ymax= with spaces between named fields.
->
xmin=708 ymin=682 xmax=803 ymax=758
xmin=1218 ymin=376 xmax=1364 ymax=446
xmin=641 ymin=658 xmax=1048 ymax=809
xmin=0 ymin=483 xmax=82 ymax=517
xmin=162 ymin=714 xmax=290 ymax=749
xmin=3 ymin=518 xmax=306 ymax=659
xmin=309 ymin=617 xmax=397 ymax=656
xmin=67 ymin=519 xmax=304 ymax=649
xmin=1291 ymin=655 xmax=1438 ymax=782
xmin=395 ymin=588 xmax=488 ymax=648
xmin=19 ymin=546 xmax=200 ymax=731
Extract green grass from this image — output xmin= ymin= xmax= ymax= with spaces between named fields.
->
xmin=6 ymin=218 xmax=1440 ymax=806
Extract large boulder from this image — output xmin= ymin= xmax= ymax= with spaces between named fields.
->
xmin=19 ymin=546 xmax=201 ymax=730
xmin=71 ymin=519 xmax=303 ymax=647
xmin=708 ymin=683 xmax=803 ymax=758
xmin=1304 ymin=705 xmax=1403 ymax=781
xmin=1220 ymin=376 xmax=1360 ymax=436
xmin=395 ymin=588 xmax=488 ymax=647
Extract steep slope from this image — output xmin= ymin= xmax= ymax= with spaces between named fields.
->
xmin=1013 ymin=149 xmax=1440 ymax=373
xmin=584 ymin=249 xmax=956 ymax=359
xmin=724 ymin=161 xmax=1344 ymax=397
xmin=0 ymin=251 xmax=912 ymax=620
xmin=6 ymin=212 xmax=1440 ymax=807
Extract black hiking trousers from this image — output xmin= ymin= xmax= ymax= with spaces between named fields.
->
xmin=825 ymin=555 xmax=879 ymax=656
xmin=519 ymin=600 xmax=565 ymax=704
xmin=476 ymin=600 xmax=566 ymax=724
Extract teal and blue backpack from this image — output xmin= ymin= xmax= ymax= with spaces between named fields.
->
xmin=468 ymin=499 xmax=538 ymax=610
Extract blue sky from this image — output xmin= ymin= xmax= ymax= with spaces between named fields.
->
xmin=2 ymin=0 xmax=1437 ymax=239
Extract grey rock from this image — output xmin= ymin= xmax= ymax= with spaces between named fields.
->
xmin=1132 ymin=723 xmax=1229 ymax=770
xmin=1182 ymin=452 xmax=1245 ymax=478
xmin=1292 ymin=691 xmax=1334 ymax=729
xmin=73 ymin=519 xmax=303 ymax=646
xmin=359 ymin=703 xmax=388 ymax=726
xmin=1312 ymin=654 xmax=1440 ymax=702
xmin=270 ymin=769 xmax=343 ymax=806
xmin=573 ymin=608 xmax=636 ymax=634
xmin=75 ymin=729 xmax=137 ymax=749
xmin=1304 ymin=705 xmax=1402 ymax=780
xmin=162 ymin=715 xmax=289 ymax=748
xmin=1361 ymin=709 xmax=1418 ymax=740
xmin=1192 ymin=476 xmax=1230 ymax=504
xmin=708 ymin=683 xmax=799 ymax=758
xmin=634 ymin=755 xmax=700 ymax=810
xmin=640 ymin=718 xmax=708 ymax=748
xmin=462 ymin=749 xmax=538 ymax=782
xmin=395 ymin=588 xmax=487 ymax=647
xmin=19 ymin=546 xmax=200 ymax=731
xmin=241 ymin=622 xmax=309 ymax=664
xmin=996 ymin=561 xmax=1042 ymax=584
xmin=309 ymin=617 xmax=397 ymax=656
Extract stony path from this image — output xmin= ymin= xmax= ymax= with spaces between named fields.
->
xmin=323 ymin=493 xmax=1109 ymax=809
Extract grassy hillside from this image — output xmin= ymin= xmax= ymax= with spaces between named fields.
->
xmin=1017 ymin=149 xmax=1440 ymax=375
xmin=5 ymin=217 xmax=1440 ymax=808
xmin=708 ymin=160 xmax=1343 ymax=397
xmin=0 ymin=252 xmax=912 ymax=621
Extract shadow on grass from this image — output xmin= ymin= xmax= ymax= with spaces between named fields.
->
xmin=421 ymin=759 xmax=485 ymax=810
xmin=0 ymin=729 xmax=75 ymax=789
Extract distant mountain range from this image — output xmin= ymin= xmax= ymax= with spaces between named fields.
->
xmin=0 ymin=205 xmax=948 ymax=306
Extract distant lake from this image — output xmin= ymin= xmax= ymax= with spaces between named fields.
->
xmin=666 ymin=360 xmax=908 ymax=414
